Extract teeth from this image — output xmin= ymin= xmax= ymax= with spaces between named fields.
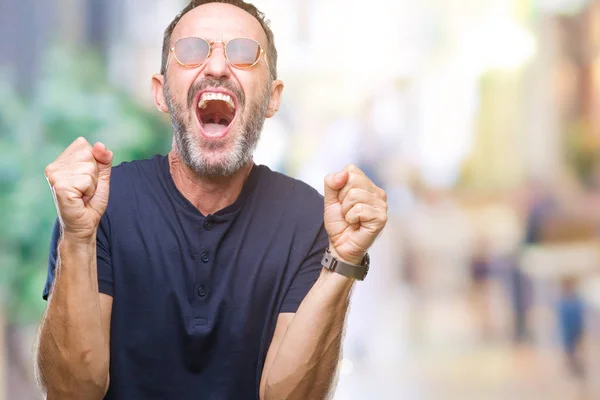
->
xmin=198 ymin=92 xmax=235 ymax=110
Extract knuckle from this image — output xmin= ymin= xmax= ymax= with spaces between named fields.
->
xmin=82 ymin=175 xmax=95 ymax=191
xmin=370 ymin=190 xmax=380 ymax=201
xmin=380 ymin=208 xmax=388 ymax=220
xmin=348 ymin=163 xmax=362 ymax=173
xmin=380 ymin=189 xmax=388 ymax=202
xmin=79 ymin=148 xmax=93 ymax=160
xmin=348 ymin=188 xmax=360 ymax=201
xmin=44 ymin=164 xmax=54 ymax=178
xmin=53 ymin=181 xmax=68 ymax=193
xmin=347 ymin=172 xmax=358 ymax=187
xmin=84 ymin=174 xmax=94 ymax=184
xmin=84 ymin=162 xmax=98 ymax=177
xmin=75 ymin=136 xmax=89 ymax=146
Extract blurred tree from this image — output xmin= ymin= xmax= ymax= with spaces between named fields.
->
xmin=0 ymin=45 xmax=171 ymax=325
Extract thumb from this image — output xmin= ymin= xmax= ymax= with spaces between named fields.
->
xmin=92 ymin=142 xmax=113 ymax=171
xmin=324 ymin=170 xmax=349 ymax=207
xmin=89 ymin=142 xmax=113 ymax=215
xmin=92 ymin=142 xmax=114 ymax=178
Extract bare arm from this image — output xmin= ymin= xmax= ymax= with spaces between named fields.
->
xmin=36 ymin=235 xmax=113 ymax=399
xmin=260 ymin=267 xmax=352 ymax=400
xmin=36 ymin=137 xmax=115 ymax=399
xmin=261 ymin=164 xmax=387 ymax=399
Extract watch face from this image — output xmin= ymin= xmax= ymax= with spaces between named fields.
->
xmin=363 ymin=252 xmax=370 ymax=266
xmin=362 ymin=253 xmax=370 ymax=279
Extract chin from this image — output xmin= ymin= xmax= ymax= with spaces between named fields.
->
xmin=185 ymin=139 xmax=250 ymax=178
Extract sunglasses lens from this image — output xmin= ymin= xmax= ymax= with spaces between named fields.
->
xmin=174 ymin=37 xmax=210 ymax=66
xmin=226 ymin=38 xmax=261 ymax=68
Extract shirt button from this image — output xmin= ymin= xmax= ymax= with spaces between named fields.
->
xmin=204 ymin=220 xmax=212 ymax=231
xmin=201 ymin=251 xmax=210 ymax=263
xmin=198 ymin=286 xmax=206 ymax=297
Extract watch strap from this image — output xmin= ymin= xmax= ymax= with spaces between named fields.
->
xmin=321 ymin=248 xmax=369 ymax=281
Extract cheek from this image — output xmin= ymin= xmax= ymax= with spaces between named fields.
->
xmin=233 ymin=70 xmax=265 ymax=102
xmin=168 ymin=71 xmax=197 ymax=105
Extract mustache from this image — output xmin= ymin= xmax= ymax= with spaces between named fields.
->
xmin=187 ymin=78 xmax=245 ymax=109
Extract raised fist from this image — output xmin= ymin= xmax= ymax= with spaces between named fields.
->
xmin=45 ymin=137 xmax=113 ymax=241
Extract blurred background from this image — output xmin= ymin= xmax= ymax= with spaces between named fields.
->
xmin=3 ymin=0 xmax=600 ymax=398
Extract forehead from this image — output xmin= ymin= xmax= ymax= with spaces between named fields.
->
xmin=172 ymin=3 xmax=267 ymax=46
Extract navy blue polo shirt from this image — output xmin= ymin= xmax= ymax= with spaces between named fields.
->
xmin=43 ymin=154 xmax=328 ymax=399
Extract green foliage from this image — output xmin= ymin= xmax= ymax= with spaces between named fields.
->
xmin=0 ymin=46 xmax=172 ymax=323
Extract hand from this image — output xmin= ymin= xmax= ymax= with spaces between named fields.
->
xmin=323 ymin=164 xmax=388 ymax=265
xmin=45 ymin=137 xmax=113 ymax=242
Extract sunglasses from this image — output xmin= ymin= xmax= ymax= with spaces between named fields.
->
xmin=170 ymin=37 xmax=266 ymax=70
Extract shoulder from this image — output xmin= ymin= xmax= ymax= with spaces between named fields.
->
xmin=254 ymin=165 xmax=324 ymax=222
xmin=104 ymin=154 xmax=166 ymax=212
xmin=110 ymin=154 xmax=164 ymax=182
xmin=107 ymin=154 xmax=165 ymax=194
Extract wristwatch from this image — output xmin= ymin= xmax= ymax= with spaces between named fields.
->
xmin=321 ymin=248 xmax=370 ymax=281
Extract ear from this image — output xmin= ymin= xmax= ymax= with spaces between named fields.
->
xmin=151 ymin=73 xmax=169 ymax=113
xmin=266 ymin=79 xmax=284 ymax=118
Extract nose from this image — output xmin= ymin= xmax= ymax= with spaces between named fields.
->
xmin=203 ymin=43 xmax=230 ymax=80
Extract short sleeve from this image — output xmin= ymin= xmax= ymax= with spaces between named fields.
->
xmin=42 ymin=220 xmax=61 ymax=300
xmin=280 ymin=225 xmax=329 ymax=313
xmin=42 ymin=217 xmax=114 ymax=300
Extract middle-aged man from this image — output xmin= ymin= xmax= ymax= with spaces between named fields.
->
xmin=36 ymin=1 xmax=388 ymax=399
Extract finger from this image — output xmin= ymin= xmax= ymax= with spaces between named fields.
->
xmin=340 ymin=188 xmax=379 ymax=217
xmin=50 ymin=160 xmax=99 ymax=190
xmin=324 ymin=169 xmax=349 ymax=207
xmin=58 ymin=137 xmax=93 ymax=161
xmin=344 ymin=164 xmax=366 ymax=178
xmin=345 ymin=203 xmax=386 ymax=228
xmin=47 ymin=144 xmax=94 ymax=183
xmin=72 ymin=174 xmax=97 ymax=200
xmin=45 ymin=139 xmax=93 ymax=183
xmin=89 ymin=143 xmax=113 ymax=214
xmin=53 ymin=174 xmax=96 ymax=204
xmin=338 ymin=170 xmax=379 ymax=203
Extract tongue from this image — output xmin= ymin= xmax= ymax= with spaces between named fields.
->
xmin=202 ymin=123 xmax=227 ymax=137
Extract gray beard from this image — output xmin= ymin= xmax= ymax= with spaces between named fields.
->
xmin=164 ymin=80 xmax=271 ymax=178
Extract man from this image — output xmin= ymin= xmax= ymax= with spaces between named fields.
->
xmin=36 ymin=1 xmax=388 ymax=399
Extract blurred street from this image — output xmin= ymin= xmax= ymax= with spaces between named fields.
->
xmin=334 ymin=222 xmax=599 ymax=400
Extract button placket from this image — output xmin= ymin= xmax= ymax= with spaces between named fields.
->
xmin=194 ymin=217 xmax=217 ymax=307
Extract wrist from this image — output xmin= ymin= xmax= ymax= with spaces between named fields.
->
xmin=322 ymin=245 xmax=370 ymax=282
xmin=327 ymin=243 xmax=365 ymax=266
xmin=60 ymin=230 xmax=97 ymax=249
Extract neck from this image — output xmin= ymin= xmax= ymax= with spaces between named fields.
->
xmin=168 ymin=151 xmax=253 ymax=216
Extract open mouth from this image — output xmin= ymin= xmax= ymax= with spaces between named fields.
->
xmin=196 ymin=91 xmax=237 ymax=138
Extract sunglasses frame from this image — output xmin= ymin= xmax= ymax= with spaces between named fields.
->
xmin=169 ymin=37 xmax=267 ymax=70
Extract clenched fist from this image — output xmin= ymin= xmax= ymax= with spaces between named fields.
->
xmin=45 ymin=137 xmax=113 ymax=241
xmin=324 ymin=164 xmax=388 ymax=265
